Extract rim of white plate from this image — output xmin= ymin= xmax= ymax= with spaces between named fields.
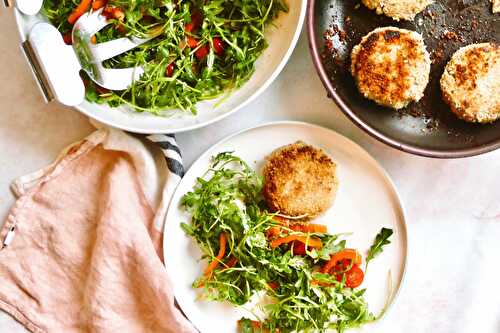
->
xmin=163 ymin=121 xmax=409 ymax=330
xmin=13 ymin=3 xmax=307 ymax=134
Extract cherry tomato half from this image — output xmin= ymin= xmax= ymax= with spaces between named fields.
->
xmin=63 ymin=32 xmax=72 ymax=45
xmin=335 ymin=264 xmax=364 ymax=288
xmin=195 ymin=44 xmax=209 ymax=60
xmin=333 ymin=258 xmax=352 ymax=272
xmin=186 ymin=36 xmax=198 ymax=48
xmin=165 ymin=63 xmax=174 ymax=77
xmin=213 ymin=37 xmax=225 ymax=56
xmin=291 ymin=241 xmax=307 ymax=255
xmin=268 ymin=281 xmax=279 ymax=290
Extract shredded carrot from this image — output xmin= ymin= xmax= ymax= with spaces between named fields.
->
xmin=290 ymin=223 xmax=328 ymax=234
xmin=266 ymin=225 xmax=282 ymax=239
xmin=267 ymin=217 xmax=327 ymax=240
xmin=92 ymin=0 xmax=108 ymax=10
xmin=311 ymin=280 xmax=333 ymax=287
xmin=67 ymin=0 xmax=92 ymax=24
xmin=321 ymin=249 xmax=362 ymax=274
xmin=266 ymin=216 xmax=289 ymax=238
xmin=204 ymin=232 xmax=227 ymax=277
xmin=270 ymin=235 xmax=322 ymax=249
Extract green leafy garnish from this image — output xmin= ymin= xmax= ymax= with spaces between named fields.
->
xmin=42 ymin=0 xmax=288 ymax=115
xmin=365 ymin=227 xmax=394 ymax=270
xmin=181 ymin=152 xmax=382 ymax=332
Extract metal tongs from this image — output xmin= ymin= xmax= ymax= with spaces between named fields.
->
xmin=21 ymin=8 xmax=162 ymax=106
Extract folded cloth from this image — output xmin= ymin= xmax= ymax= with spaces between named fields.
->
xmin=0 ymin=126 xmax=196 ymax=333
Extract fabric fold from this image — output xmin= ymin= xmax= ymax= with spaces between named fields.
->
xmin=0 ymin=127 xmax=195 ymax=333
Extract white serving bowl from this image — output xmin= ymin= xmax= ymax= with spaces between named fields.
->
xmin=14 ymin=2 xmax=306 ymax=133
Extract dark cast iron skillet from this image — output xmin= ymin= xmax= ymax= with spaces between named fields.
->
xmin=307 ymin=0 xmax=500 ymax=158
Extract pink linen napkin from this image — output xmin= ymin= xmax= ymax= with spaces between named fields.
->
xmin=0 ymin=127 xmax=196 ymax=333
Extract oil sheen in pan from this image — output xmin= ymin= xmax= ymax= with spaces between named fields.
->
xmin=310 ymin=0 xmax=500 ymax=157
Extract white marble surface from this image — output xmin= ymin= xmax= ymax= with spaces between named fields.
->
xmin=1 ymin=9 xmax=500 ymax=333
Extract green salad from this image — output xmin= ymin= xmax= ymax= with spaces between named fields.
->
xmin=181 ymin=152 xmax=394 ymax=332
xmin=42 ymin=0 xmax=288 ymax=114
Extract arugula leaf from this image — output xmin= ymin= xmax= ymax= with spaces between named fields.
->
xmin=365 ymin=228 xmax=394 ymax=269
xmin=315 ymin=237 xmax=345 ymax=261
xmin=238 ymin=318 xmax=254 ymax=333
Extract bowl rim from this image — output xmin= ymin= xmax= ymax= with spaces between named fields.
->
xmin=14 ymin=1 xmax=307 ymax=134
xmin=306 ymin=0 xmax=500 ymax=159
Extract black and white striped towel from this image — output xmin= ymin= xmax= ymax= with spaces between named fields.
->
xmin=145 ymin=134 xmax=186 ymax=234
xmin=147 ymin=134 xmax=185 ymax=178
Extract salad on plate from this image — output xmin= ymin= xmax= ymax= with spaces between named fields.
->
xmin=180 ymin=148 xmax=395 ymax=333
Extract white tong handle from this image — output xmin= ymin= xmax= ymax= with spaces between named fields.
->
xmin=5 ymin=0 xmax=43 ymax=15
xmin=23 ymin=23 xmax=85 ymax=106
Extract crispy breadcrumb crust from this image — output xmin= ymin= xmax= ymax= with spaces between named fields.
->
xmin=263 ymin=142 xmax=338 ymax=218
xmin=440 ymin=43 xmax=500 ymax=123
xmin=361 ymin=0 xmax=432 ymax=21
xmin=351 ymin=27 xmax=431 ymax=110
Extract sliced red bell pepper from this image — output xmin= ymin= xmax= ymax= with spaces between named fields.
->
xmin=320 ymin=249 xmax=362 ymax=274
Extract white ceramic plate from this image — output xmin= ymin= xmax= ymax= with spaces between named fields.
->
xmin=164 ymin=121 xmax=408 ymax=333
xmin=14 ymin=2 xmax=306 ymax=133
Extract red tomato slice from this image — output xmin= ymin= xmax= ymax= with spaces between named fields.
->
xmin=213 ymin=37 xmax=225 ymax=55
xmin=195 ymin=44 xmax=209 ymax=60
xmin=336 ymin=264 xmax=364 ymax=288
xmin=185 ymin=22 xmax=194 ymax=33
xmin=268 ymin=281 xmax=279 ymax=290
xmin=63 ymin=32 xmax=72 ymax=45
xmin=292 ymin=241 xmax=307 ymax=255
xmin=187 ymin=36 xmax=198 ymax=48
xmin=333 ymin=258 xmax=352 ymax=272
xmin=165 ymin=63 xmax=174 ymax=77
